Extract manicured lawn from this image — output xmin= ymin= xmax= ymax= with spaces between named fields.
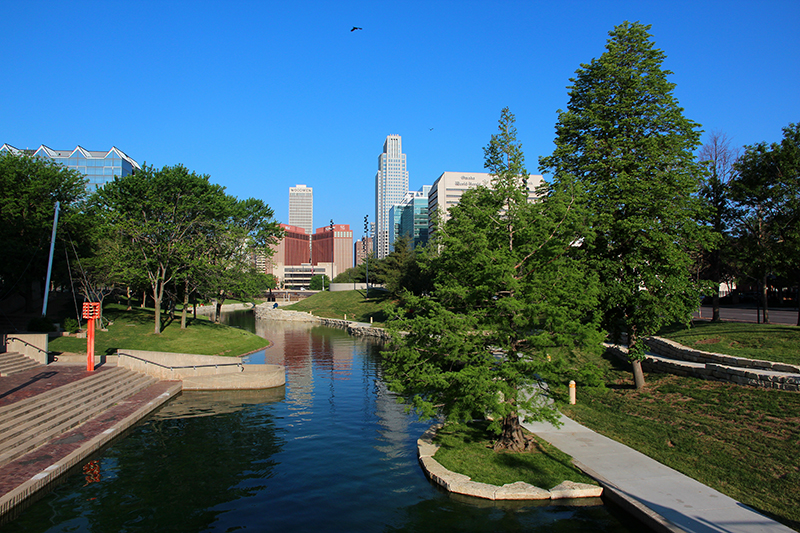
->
xmin=560 ymin=352 xmax=800 ymax=531
xmin=49 ymin=304 xmax=268 ymax=357
xmin=282 ymin=289 xmax=390 ymax=325
xmin=658 ymin=321 xmax=800 ymax=366
xmin=432 ymin=420 xmax=598 ymax=489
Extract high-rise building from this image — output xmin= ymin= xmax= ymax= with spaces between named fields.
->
xmin=354 ymin=236 xmax=373 ymax=266
xmin=374 ymin=135 xmax=408 ymax=259
xmin=288 ymin=185 xmax=313 ymax=235
xmin=0 ymin=144 xmax=140 ymax=191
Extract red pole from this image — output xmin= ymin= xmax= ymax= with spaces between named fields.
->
xmin=87 ymin=316 xmax=95 ymax=372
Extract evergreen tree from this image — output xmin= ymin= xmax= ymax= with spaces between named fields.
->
xmin=383 ymin=109 xmax=601 ymax=451
xmin=539 ymin=22 xmax=710 ymax=389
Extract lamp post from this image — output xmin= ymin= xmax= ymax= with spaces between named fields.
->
xmin=328 ymin=219 xmax=334 ymax=291
xmin=363 ymin=215 xmax=370 ymax=300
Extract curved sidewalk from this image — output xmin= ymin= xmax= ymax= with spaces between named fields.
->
xmin=523 ymin=415 xmax=794 ymax=533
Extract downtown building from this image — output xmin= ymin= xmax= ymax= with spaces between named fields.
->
xmin=427 ymin=171 xmax=543 ymax=238
xmin=374 ymin=135 xmax=408 ymax=259
xmin=288 ymin=184 xmax=313 ymax=235
xmin=0 ymin=144 xmax=140 ymax=191
xmin=388 ymin=185 xmax=431 ymax=250
xmin=267 ymin=223 xmax=353 ymax=289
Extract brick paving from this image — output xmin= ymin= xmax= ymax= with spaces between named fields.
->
xmin=0 ymin=364 xmax=181 ymax=517
xmin=0 ymin=364 xmax=112 ymax=407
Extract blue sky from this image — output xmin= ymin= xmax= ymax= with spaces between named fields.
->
xmin=3 ymin=0 xmax=798 ymax=235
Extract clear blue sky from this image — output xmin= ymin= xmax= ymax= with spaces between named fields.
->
xmin=3 ymin=0 xmax=798 ymax=235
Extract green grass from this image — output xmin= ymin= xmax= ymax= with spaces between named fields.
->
xmin=560 ymin=351 xmax=800 ymax=531
xmin=283 ymin=289 xmax=391 ymax=325
xmin=658 ymin=321 xmax=800 ymax=366
xmin=49 ymin=303 xmax=269 ymax=357
xmin=432 ymin=420 xmax=598 ymax=489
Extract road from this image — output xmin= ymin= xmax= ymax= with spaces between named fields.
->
xmin=694 ymin=306 xmax=798 ymax=326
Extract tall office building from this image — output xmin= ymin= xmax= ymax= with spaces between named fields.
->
xmin=374 ymin=135 xmax=408 ymax=259
xmin=288 ymin=184 xmax=313 ymax=235
xmin=0 ymin=144 xmax=140 ymax=191
xmin=388 ymin=185 xmax=430 ymax=250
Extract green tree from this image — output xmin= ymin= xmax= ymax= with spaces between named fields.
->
xmin=730 ymin=122 xmax=800 ymax=324
xmin=0 ymin=153 xmax=87 ymax=311
xmin=383 ymin=109 xmax=602 ymax=451
xmin=697 ymin=131 xmax=740 ymax=321
xmin=539 ymin=22 xmax=710 ymax=389
xmin=98 ymin=165 xmax=232 ymax=333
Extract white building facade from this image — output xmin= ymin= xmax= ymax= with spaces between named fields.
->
xmin=428 ymin=171 xmax=544 ymax=237
xmin=374 ymin=135 xmax=408 ymax=259
xmin=288 ymin=184 xmax=313 ymax=235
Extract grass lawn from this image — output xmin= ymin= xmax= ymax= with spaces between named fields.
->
xmin=560 ymin=352 xmax=800 ymax=531
xmin=49 ymin=303 xmax=269 ymax=357
xmin=282 ymin=289 xmax=391 ymax=325
xmin=658 ymin=321 xmax=800 ymax=366
xmin=432 ymin=420 xmax=598 ymax=489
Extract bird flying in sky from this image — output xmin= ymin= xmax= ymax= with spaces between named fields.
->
xmin=351 ymin=26 xmax=362 ymax=32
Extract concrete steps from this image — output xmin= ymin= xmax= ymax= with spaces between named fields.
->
xmin=0 ymin=352 xmax=42 ymax=376
xmin=0 ymin=367 xmax=156 ymax=468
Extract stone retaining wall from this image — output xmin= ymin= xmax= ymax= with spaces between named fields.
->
xmin=645 ymin=336 xmax=800 ymax=374
xmin=606 ymin=342 xmax=799 ymax=392
xmin=255 ymin=306 xmax=392 ymax=342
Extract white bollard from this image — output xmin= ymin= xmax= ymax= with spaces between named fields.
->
xmin=569 ymin=380 xmax=576 ymax=405
xmin=345 ymin=314 xmax=347 ymax=321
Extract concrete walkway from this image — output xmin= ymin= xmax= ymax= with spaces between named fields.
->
xmin=524 ymin=415 xmax=794 ymax=533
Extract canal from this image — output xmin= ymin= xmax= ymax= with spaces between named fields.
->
xmin=3 ymin=312 xmax=643 ymax=532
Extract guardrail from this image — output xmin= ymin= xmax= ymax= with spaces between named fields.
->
xmin=117 ymin=351 xmax=244 ymax=373
xmin=4 ymin=334 xmax=50 ymax=364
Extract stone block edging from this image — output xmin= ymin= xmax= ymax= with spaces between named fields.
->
xmin=416 ymin=425 xmax=602 ymax=501
xmin=645 ymin=336 xmax=800 ymax=374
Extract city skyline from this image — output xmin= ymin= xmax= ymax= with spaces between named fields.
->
xmin=2 ymin=1 xmax=798 ymax=234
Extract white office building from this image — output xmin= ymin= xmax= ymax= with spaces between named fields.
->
xmin=288 ymin=184 xmax=313 ymax=235
xmin=374 ymin=135 xmax=408 ymax=259
xmin=428 ymin=171 xmax=544 ymax=237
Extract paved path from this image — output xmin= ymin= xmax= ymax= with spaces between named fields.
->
xmin=524 ymin=415 xmax=794 ymax=533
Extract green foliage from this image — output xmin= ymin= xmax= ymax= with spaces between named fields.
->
xmin=383 ymin=109 xmax=603 ymax=447
xmin=94 ymin=164 xmax=281 ymax=332
xmin=539 ymin=22 xmax=711 ymax=360
xmin=309 ymin=274 xmax=329 ymax=291
xmin=62 ymin=317 xmax=80 ymax=334
xmin=0 ymin=153 xmax=87 ymax=309
xmin=729 ymin=122 xmax=800 ymax=321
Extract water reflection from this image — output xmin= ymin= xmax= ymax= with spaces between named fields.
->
xmin=2 ymin=313 xmax=643 ymax=533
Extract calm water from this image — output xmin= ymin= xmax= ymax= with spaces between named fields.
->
xmin=3 ymin=313 xmax=642 ymax=532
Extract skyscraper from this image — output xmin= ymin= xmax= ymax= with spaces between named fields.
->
xmin=288 ymin=184 xmax=313 ymax=235
xmin=374 ymin=135 xmax=408 ymax=259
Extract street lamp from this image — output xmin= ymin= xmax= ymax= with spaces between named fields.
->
xmin=363 ymin=215 xmax=370 ymax=300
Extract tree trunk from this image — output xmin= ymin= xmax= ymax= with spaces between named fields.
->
xmin=181 ymin=279 xmax=190 ymax=329
xmin=493 ymin=413 xmax=533 ymax=453
xmin=629 ymin=329 xmax=646 ymax=390
xmin=761 ymin=277 xmax=770 ymax=324
xmin=631 ymin=359 xmax=646 ymax=390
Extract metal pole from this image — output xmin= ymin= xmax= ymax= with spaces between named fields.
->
xmin=42 ymin=201 xmax=60 ymax=317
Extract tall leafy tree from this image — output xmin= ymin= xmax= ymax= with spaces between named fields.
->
xmin=0 ymin=153 xmax=87 ymax=311
xmin=383 ymin=109 xmax=602 ymax=451
xmin=97 ymin=165 xmax=232 ymax=333
xmin=539 ymin=22 xmax=710 ymax=389
xmin=730 ymin=122 xmax=800 ymax=324
xmin=697 ymin=132 xmax=740 ymax=321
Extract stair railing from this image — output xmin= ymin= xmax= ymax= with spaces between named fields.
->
xmin=116 ymin=351 xmax=245 ymax=373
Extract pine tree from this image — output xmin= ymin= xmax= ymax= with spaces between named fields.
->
xmin=540 ymin=22 xmax=711 ymax=389
xmin=383 ymin=109 xmax=602 ymax=451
